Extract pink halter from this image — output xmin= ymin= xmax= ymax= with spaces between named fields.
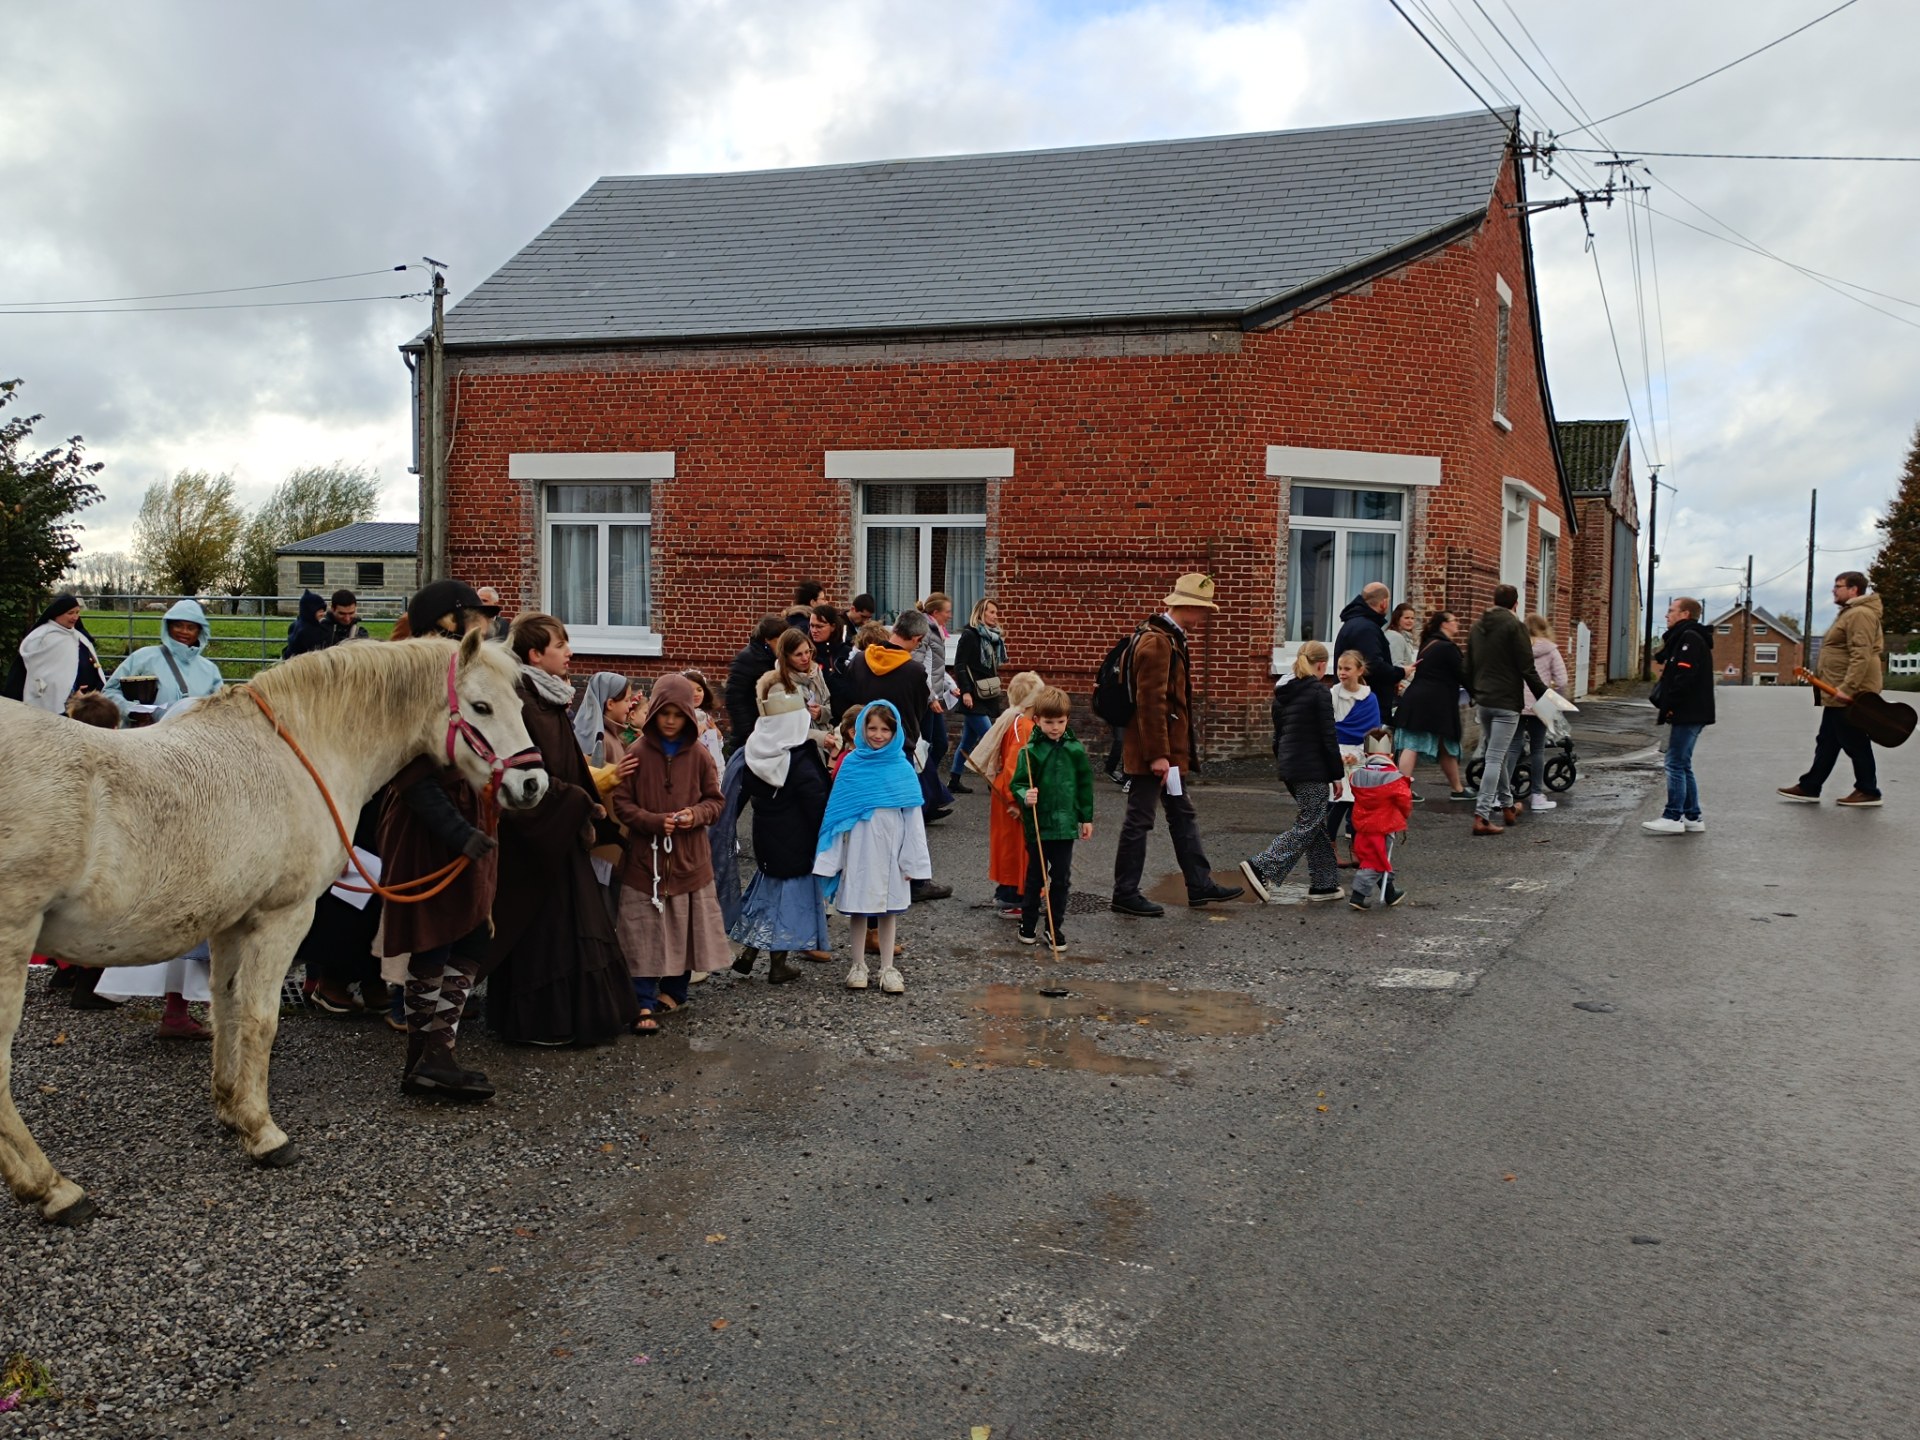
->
xmin=444 ymin=654 xmax=543 ymax=785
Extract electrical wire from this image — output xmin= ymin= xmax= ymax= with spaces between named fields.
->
xmin=1588 ymin=238 xmax=1653 ymax=466
xmin=1643 ymin=189 xmax=1676 ymax=472
xmin=1385 ymin=0 xmax=1517 ymax=135
xmin=1560 ymin=0 xmax=1863 ymax=137
xmin=0 ymin=265 xmax=412 ymax=309
xmin=1558 ymin=145 xmax=1920 ymax=163
xmin=0 ymin=291 xmax=429 ymax=316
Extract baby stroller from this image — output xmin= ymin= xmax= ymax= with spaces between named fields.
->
xmin=1465 ymin=731 xmax=1578 ymax=795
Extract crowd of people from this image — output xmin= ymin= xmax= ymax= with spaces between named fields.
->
xmin=9 ymin=562 xmax=1897 ymax=1101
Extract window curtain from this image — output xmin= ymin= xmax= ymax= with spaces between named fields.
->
xmin=549 ymin=524 xmax=598 ymax=627
xmin=608 ymin=524 xmax=650 ymax=627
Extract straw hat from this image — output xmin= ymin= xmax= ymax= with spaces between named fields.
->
xmin=1162 ymin=573 xmax=1220 ymax=610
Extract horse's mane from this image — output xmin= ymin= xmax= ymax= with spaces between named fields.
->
xmin=196 ymin=635 xmax=513 ymax=733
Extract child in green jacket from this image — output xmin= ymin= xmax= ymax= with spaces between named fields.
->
xmin=1014 ymin=687 xmax=1096 ymax=950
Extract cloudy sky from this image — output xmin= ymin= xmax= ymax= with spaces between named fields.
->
xmin=5 ymin=0 xmax=1914 ymax=623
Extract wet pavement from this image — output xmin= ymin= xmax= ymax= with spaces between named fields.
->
xmin=11 ymin=692 xmax=1913 ymax=1436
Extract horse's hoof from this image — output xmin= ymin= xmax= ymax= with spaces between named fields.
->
xmin=254 ymin=1140 xmax=300 ymax=1169
xmin=48 ymin=1195 xmax=100 ymax=1227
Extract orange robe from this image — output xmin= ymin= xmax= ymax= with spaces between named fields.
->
xmin=988 ymin=714 xmax=1034 ymax=892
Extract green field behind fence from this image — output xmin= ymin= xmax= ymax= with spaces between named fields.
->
xmin=83 ymin=611 xmax=399 ymax=681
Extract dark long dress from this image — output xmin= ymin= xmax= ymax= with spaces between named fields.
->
xmin=294 ymin=799 xmax=385 ymax=992
xmin=484 ymin=678 xmax=639 ymax=1045
xmin=1392 ymin=638 xmax=1466 ymax=743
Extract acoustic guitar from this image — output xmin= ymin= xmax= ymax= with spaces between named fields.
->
xmin=1793 ymin=668 xmax=1917 ymax=748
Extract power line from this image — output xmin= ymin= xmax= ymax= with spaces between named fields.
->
xmin=1588 ymin=237 xmax=1653 ymax=466
xmin=0 ymin=265 xmax=413 ymax=309
xmin=1559 ymin=145 xmax=1920 ymax=163
xmin=1385 ymin=0 xmax=1517 ymax=135
xmin=1643 ymin=190 xmax=1676 ymax=471
xmin=1560 ymin=0 xmax=1863 ymax=137
xmin=0 ymin=291 xmax=429 ymax=316
xmin=1644 ymin=172 xmax=1920 ymax=329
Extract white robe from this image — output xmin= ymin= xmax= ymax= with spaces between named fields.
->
xmin=18 ymin=621 xmax=98 ymax=713
xmin=812 ymin=806 xmax=933 ymax=917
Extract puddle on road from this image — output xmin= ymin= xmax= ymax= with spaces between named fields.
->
xmin=924 ymin=980 xmax=1276 ymax=1076
xmin=1143 ymin=869 xmax=1259 ymax=906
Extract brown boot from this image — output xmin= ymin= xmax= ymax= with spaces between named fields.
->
xmin=1502 ymin=804 xmax=1523 ymax=826
xmin=767 ymin=952 xmax=802 ymax=984
xmin=1473 ymin=815 xmax=1505 ymax=836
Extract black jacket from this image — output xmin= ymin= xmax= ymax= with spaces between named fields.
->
xmin=1651 ymin=620 xmax=1716 ymax=726
xmin=951 ymin=625 xmax=1005 ymax=717
xmin=1394 ymin=637 xmax=1466 ymax=742
xmin=741 ymin=743 xmax=831 ymax=878
xmin=844 ymin=645 xmax=930 ymax=752
xmin=723 ymin=639 xmax=776 ymax=754
xmin=1333 ymin=596 xmax=1401 ymax=723
xmin=1271 ymin=675 xmax=1342 ymax=785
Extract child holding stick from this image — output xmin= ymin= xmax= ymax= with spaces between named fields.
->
xmin=1012 ymin=687 xmax=1095 ymax=951
xmin=812 ymin=701 xmax=931 ymax=994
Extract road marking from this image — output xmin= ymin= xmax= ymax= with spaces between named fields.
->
xmin=1376 ymin=967 xmax=1466 ymax=990
xmin=1029 ymin=1243 xmax=1156 ymax=1272
xmin=937 ymin=1282 xmax=1147 ymax=1357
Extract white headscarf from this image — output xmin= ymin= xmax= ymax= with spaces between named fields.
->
xmin=572 ymin=672 xmax=631 ymax=765
xmin=743 ymin=682 xmax=812 ymax=788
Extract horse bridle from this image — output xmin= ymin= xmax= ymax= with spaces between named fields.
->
xmin=444 ymin=653 xmax=543 ymax=789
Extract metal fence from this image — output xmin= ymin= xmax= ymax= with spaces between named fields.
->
xmin=79 ymin=594 xmax=408 ymax=680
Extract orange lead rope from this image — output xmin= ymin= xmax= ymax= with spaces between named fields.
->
xmin=244 ymin=685 xmax=498 ymax=905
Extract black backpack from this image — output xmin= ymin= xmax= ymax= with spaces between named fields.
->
xmin=1091 ymin=625 xmax=1148 ymax=727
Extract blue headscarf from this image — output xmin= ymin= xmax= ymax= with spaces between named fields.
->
xmin=815 ymin=700 xmax=923 ymax=900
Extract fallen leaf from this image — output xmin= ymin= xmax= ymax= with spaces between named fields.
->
xmin=1095 ymin=1013 xmax=1111 ymax=1022
xmin=1316 ymin=1105 xmax=1329 ymax=1113
xmin=973 ymin=1429 xmax=993 ymax=1440
xmin=1134 ymin=1017 xmax=1151 ymax=1026
xmin=513 ymin=1227 xmax=536 ymax=1237
xmin=51 ymin=1032 xmax=68 ymax=1046
xmin=1317 ymin=1090 xmax=1326 ymax=1098
xmin=550 ymin=1347 xmax=572 ymax=1358
xmin=1502 ymin=1173 xmax=1518 ymax=1183
xmin=600 ymin=1142 xmax=616 ymax=1153
xmin=705 ymin=1233 xmax=727 ymax=1244
xmin=39 ymin=1084 xmax=58 ymax=1095
xmin=630 ymin=1354 xmax=651 ymax=1365
xmin=711 ymin=1318 xmax=729 ymax=1331
xmin=486 ymin=1266 xmax=505 ymax=1274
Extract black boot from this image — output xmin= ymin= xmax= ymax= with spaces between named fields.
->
xmin=767 ymin=952 xmax=801 ymax=985
xmin=402 ymin=1043 xmax=495 ymax=1102
xmin=69 ymin=966 xmax=122 ymax=1010
xmin=731 ymin=945 xmax=759 ymax=976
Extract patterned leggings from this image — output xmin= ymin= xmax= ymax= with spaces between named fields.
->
xmin=1249 ymin=781 xmax=1340 ymax=891
xmin=405 ymin=945 xmax=477 ymax=1060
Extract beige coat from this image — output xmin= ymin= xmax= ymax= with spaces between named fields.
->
xmin=1813 ymin=593 xmax=1885 ymax=706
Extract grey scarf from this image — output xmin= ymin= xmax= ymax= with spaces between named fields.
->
xmin=520 ymin=664 xmax=575 ymax=708
xmin=975 ymin=622 xmax=1008 ymax=670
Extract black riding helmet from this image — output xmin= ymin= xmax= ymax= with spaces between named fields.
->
xmin=404 ymin=579 xmax=492 ymax=639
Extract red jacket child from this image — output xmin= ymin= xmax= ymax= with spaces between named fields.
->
xmin=1348 ymin=753 xmax=1413 ymax=874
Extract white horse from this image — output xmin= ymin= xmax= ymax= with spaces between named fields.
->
xmin=0 ymin=629 xmax=549 ymax=1225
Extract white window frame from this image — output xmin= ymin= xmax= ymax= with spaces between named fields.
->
xmin=1535 ymin=507 xmax=1560 ymax=622
xmin=513 ymin=452 xmax=673 ymax=657
xmin=1492 ymin=274 xmax=1514 ymax=431
xmin=1501 ymin=477 xmax=1544 ymax=616
xmin=829 ymin=449 xmax=1009 ymax=659
xmin=1267 ymin=447 xmax=1440 ymax=673
xmin=1754 ymin=644 xmax=1779 ymax=664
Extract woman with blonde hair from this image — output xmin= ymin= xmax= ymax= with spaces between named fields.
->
xmin=949 ymin=597 xmax=1008 ymax=793
xmin=1509 ymin=613 xmax=1571 ymax=811
xmin=1238 ymin=643 xmax=1344 ymax=903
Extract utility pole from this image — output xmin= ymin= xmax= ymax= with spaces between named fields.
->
xmin=1639 ymin=465 xmax=1664 ymax=681
xmin=1803 ymin=489 xmax=1818 ymax=665
xmin=1740 ymin=553 xmax=1753 ymax=685
xmin=420 ymin=259 xmax=449 ymax=583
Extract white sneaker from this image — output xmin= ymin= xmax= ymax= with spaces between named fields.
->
xmin=1683 ymin=818 xmax=1706 ymax=833
xmin=879 ymin=966 xmax=905 ymax=995
xmin=1530 ymin=794 xmax=1557 ymax=811
xmin=1641 ymin=817 xmax=1686 ymax=834
xmin=845 ymin=959 xmax=869 ymax=990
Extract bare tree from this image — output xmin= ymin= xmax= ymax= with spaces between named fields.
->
xmin=236 ymin=462 xmax=382 ymax=595
xmin=134 ymin=469 xmax=245 ymax=597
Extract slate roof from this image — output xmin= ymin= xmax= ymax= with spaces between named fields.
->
xmin=1706 ymin=602 xmax=1802 ymax=639
xmin=277 ymin=522 xmax=419 ymax=556
xmin=1557 ymin=420 xmax=1629 ymax=494
xmin=437 ymin=109 xmax=1516 ymax=348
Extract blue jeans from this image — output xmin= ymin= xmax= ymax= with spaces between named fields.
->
xmin=1663 ymin=722 xmax=1704 ymax=821
xmin=951 ymin=710 xmax=993 ymax=778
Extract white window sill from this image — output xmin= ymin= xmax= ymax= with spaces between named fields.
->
xmin=1492 ymin=412 xmax=1513 ymax=433
xmin=566 ymin=627 xmax=664 ymax=658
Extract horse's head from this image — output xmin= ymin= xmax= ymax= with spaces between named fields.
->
xmin=447 ymin=628 xmax=549 ymax=810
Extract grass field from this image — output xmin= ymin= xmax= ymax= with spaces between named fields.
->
xmin=83 ymin=610 xmax=398 ymax=681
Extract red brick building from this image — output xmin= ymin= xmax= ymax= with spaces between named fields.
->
xmin=411 ymin=109 xmax=1578 ymax=756
xmin=1705 ymin=602 xmax=1804 ymax=685
xmin=1558 ymin=419 xmax=1641 ymax=693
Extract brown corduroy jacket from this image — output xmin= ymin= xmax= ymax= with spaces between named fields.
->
xmin=1122 ymin=616 xmax=1194 ymax=774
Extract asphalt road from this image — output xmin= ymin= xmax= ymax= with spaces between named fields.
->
xmin=13 ymin=690 xmax=1915 ymax=1438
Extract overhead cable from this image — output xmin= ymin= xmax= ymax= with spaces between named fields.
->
xmin=1558 ymin=145 xmax=1920 ymax=163
xmin=1587 ymin=237 xmax=1654 ymax=467
xmin=1385 ymin=0 xmax=1517 ymax=136
xmin=0 ymin=265 xmax=412 ymax=309
xmin=1560 ymin=0 xmax=1863 ymax=137
xmin=0 ymin=291 xmax=429 ymax=316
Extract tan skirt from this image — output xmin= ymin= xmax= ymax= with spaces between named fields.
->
xmin=617 ymin=884 xmax=733 ymax=978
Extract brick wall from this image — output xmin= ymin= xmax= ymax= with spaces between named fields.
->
xmin=1570 ymin=492 xmax=1615 ymax=690
xmin=437 ymin=153 xmax=1572 ymax=757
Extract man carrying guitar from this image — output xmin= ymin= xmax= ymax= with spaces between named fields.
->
xmin=1779 ymin=571 xmax=1886 ymax=808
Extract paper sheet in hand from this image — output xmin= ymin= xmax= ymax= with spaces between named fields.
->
xmin=1164 ymin=765 xmax=1184 ymax=796
xmin=329 ymin=848 xmax=382 ymax=909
